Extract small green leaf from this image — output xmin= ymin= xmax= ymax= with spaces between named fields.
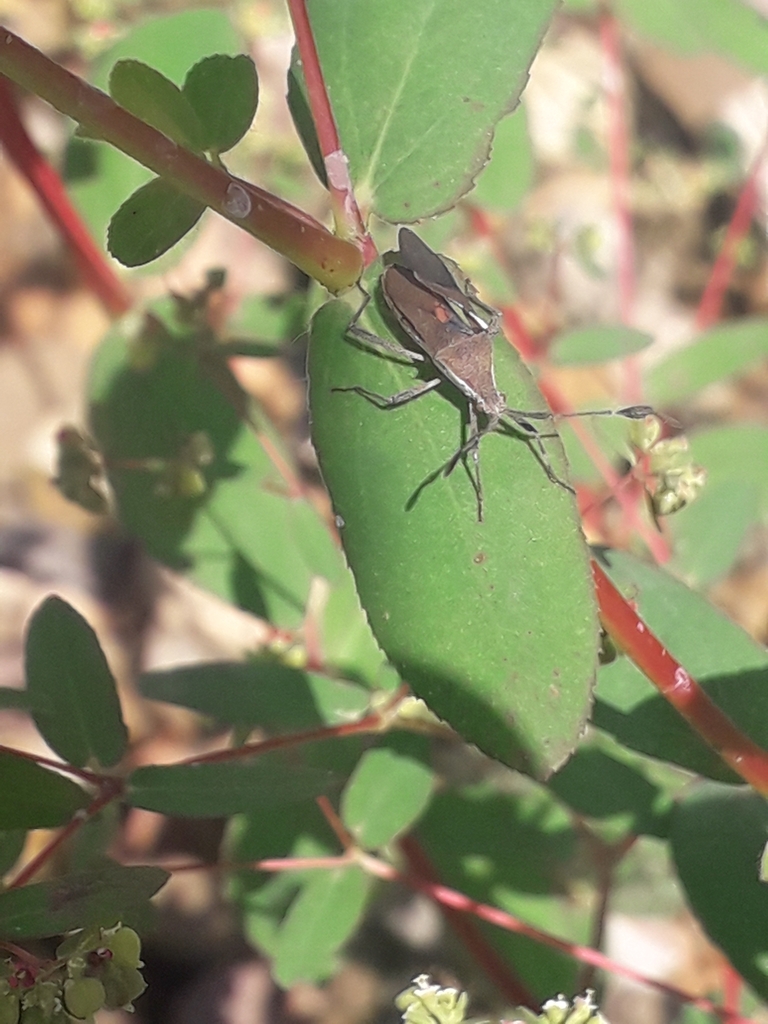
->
xmin=0 ymin=832 xmax=25 ymax=876
xmin=671 ymin=783 xmax=768 ymax=999
xmin=0 ymin=752 xmax=88 ymax=829
xmin=25 ymin=595 xmax=127 ymax=768
xmin=182 ymin=54 xmax=258 ymax=153
xmin=272 ymin=866 xmax=371 ymax=986
xmin=548 ymin=739 xmax=674 ymax=839
xmin=128 ymin=745 xmax=351 ymax=817
xmin=646 ymin=318 xmax=768 ymax=406
xmin=108 ymin=177 xmax=205 ymax=267
xmin=341 ymin=745 xmax=434 ymax=849
xmin=109 ymin=59 xmax=204 ymax=150
xmin=0 ymin=862 xmax=168 ymax=939
xmin=550 ymin=325 xmax=653 ymax=366
xmin=140 ymin=660 xmax=370 ymax=731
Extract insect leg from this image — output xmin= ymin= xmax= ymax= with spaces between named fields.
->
xmin=346 ymin=287 xmax=425 ymax=363
xmin=333 ymin=378 xmax=442 ymax=409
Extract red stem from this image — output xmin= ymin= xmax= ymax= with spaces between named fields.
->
xmin=696 ymin=143 xmax=765 ymax=329
xmin=592 ymin=559 xmax=768 ymax=791
xmin=358 ymin=851 xmax=753 ymax=1024
xmin=0 ymin=27 xmax=361 ymax=291
xmin=399 ymin=836 xmax=538 ymax=1010
xmin=286 ymin=0 xmax=376 ymax=265
xmin=0 ymin=76 xmax=131 ymax=315
xmin=8 ymin=777 xmax=124 ymax=889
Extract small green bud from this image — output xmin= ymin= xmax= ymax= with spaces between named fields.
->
xmin=63 ymin=978 xmax=106 ymax=1020
xmin=103 ymin=927 xmax=142 ymax=969
xmin=0 ymin=981 xmax=20 ymax=1024
xmin=395 ymin=976 xmax=468 ymax=1024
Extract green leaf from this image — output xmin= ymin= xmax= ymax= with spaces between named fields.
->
xmin=0 ymin=752 xmax=88 ymax=829
xmin=309 ymin=298 xmax=599 ymax=779
xmin=548 ymin=738 xmax=675 ymax=839
xmin=140 ymin=660 xmax=371 ymax=731
xmin=227 ymin=801 xmax=336 ymax=956
xmin=0 ymin=832 xmax=25 ymax=876
xmin=272 ymin=866 xmax=371 ymax=986
xmin=88 ymin=313 xmax=385 ymax=684
xmin=182 ymin=54 xmax=258 ymax=154
xmin=107 ymin=178 xmax=205 ymax=267
xmin=615 ymin=0 xmax=768 ymax=75
xmin=25 ymin=595 xmax=127 ymax=768
xmin=416 ymin=784 xmax=583 ymax=1001
xmin=0 ymin=689 xmax=30 ymax=711
xmin=293 ymin=0 xmax=558 ymax=221
xmin=549 ymin=325 xmax=653 ymax=366
xmin=646 ymin=319 xmax=768 ymax=407
xmin=128 ymin=740 xmax=359 ymax=817
xmin=594 ymin=549 xmax=768 ymax=781
xmin=341 ymin=743 xmax=434 ymax=849
xmin=109 ymin=59 xmax=204 ymax=150
xmin=66 ymin=8 xmax=239 ymax=246
xmin=471 ymin=106 xmax=534 ymax=213
xmin=671 ymin=783 xmax=768 ymax=999
xmin=0 ymin=863 xmax=168 ymax=939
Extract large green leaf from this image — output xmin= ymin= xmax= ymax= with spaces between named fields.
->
xmin=309 ymin=296 xmax=599 ymax=779
xmin=671 ymin=784 xmax=768 ymax=999
xmin=292 ymin=0 xmax=557 ymax=221
xmin=25 ymin=596 xmax=127 ymax=769
xmin=0 ymin=863 xmax=168 ymax=940
xmin=0 ymin=751 xmax=88 ymax=829
xmin=594 ymin=550 xmax=768 ymax=781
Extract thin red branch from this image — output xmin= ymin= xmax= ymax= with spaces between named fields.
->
xmin=696 ymin=143 xmax=766 ymax=329
xmin=357 ymin=851 xmax=754 ymax=1024
xmin=593 ymin=559 xmax=768 ymax=791
xmin=8 ymin=777 xmax=124 ymax=889
xmin=0 ymin=743 xmax=105 ymax=785
xmin=0 ymin=76 xmax=131 ymax=315
xmin=0 ymin=27 xmax=361 ymax=291
xmin=399 ymin=836 xmax=538 ymax=1010
xmin=286 ymin=0 xmax=376 ymax=264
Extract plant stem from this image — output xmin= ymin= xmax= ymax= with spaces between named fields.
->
xmin=592 ymin=559 xmax=768 ymax=791
xmin=0 ymin=75 xmax=131 ymax=315
xmin=287 ymin=0 xmax=376 ymax=265
xmin=0 ymin=27 xmax=362 ymax=291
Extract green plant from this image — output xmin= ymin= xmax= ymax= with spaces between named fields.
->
xmin=1 ymin=0 xmax=768 ymax=1020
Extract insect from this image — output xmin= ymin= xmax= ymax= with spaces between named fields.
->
xmin=338 ymin=228 xmax=652 ymax=520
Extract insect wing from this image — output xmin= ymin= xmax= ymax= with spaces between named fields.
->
xmin=381 ymin=265 xmax=473 ymax=364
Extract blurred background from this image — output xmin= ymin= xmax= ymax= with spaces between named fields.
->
xmin=1 ymin=2 xmax=768 ymax=1024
